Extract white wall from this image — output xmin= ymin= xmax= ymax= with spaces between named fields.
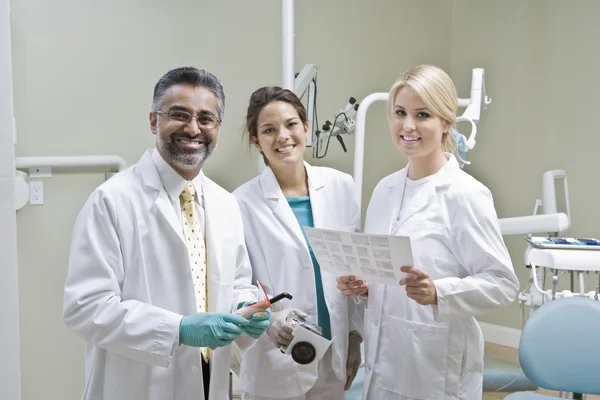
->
xmin=0 ymin=0 xmax=21 ymax=398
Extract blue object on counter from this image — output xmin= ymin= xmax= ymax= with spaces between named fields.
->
xmin=576 ymin=238 xmax=600 ymax=246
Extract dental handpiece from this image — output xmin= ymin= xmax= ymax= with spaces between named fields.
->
xmin=269 ymin=292 xmax=293 ymax=304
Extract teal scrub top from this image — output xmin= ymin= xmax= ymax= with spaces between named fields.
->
xmin=286 ymin=196 xmax=332 ymax=340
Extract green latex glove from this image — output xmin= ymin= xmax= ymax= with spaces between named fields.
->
xmin=179 ymin=312 xmax=249 ymax=348
xmin=237 ymin=301 xmax=272 ymax=339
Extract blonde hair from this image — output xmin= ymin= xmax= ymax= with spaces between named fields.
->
xmin=387 ymin=65 xmax=459 ymax=161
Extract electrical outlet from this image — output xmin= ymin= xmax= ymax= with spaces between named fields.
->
xmin=30 ymin=181 xmax=44 ymax=205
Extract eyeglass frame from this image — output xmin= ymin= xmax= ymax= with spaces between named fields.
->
xmin=154 ymin=109 xmax=222 ymax=129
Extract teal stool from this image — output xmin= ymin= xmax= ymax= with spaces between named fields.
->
xmin=505 ymin=297 xmax=600 ymax=399
xmin=483 ymin=355 xmax=537 ymax=392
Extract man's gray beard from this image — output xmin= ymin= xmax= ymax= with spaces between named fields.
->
xmin=156 ymin=130 xmax=213 ymax=169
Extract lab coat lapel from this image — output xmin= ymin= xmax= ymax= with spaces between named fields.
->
xmin=138 ymin=150 xmax=185 ymax=245
xmin=202 ymin=174 xmax=222 ymax=310
xmin=259 ymin=166 xmax=306 ymax=248
xmin=305 ymin=162 xmax=326 ymax=228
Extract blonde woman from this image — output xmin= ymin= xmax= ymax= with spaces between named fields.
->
xmin=337 ymin=65 xmax=519 ymax=399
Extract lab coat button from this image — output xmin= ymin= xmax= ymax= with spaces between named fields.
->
xmin=373 ymin=319 xmax=379 ymax=326
xmin=367 ymin=363 xmax=372 ymax=371
xmin=192 ymin=365 xmax=199 ymax=373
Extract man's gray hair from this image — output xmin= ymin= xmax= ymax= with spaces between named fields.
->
xmin=151 ymin=67 xmax=225 ymax=120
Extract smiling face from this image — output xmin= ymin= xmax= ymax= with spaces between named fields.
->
xmin=150 ymin=84 xmax=220 ymax=178
xmin=389 ymin=85 xmax=451 ymax=162
xmin=252 ymin=100 xmax=308 ymax=169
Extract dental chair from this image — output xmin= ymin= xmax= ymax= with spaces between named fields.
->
xmin=505 ymin=297 xmax=600 ymax=399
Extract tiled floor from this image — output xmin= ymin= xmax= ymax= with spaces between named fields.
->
xmin=483 ymin=343 xmax=600 ymax=400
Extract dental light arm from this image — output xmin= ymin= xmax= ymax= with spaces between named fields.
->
xmin=457 ymin=68 xmax=491 ymax=125
xmin=499 ymin=170 xmax=581 ymax=325
xmin=453 ymin=68 xmax=492 ymax=166
xmin=499 ymin=214 xmax=570 ymax=236
xmin=294 ymin=64 xmax=318 ymax=147
xmin=318 ymin=100 xmax=360 ymax=155
xmin=292 ymin=64 xmax=358 ymax=157
xmin=499 ymin=170 xmax=571 ymax=237
xmin=500 ymin=170 xmax=571 ymax=237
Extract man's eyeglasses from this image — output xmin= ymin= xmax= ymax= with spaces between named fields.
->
xmin=155 ymin=110 xmax=221 ymax=129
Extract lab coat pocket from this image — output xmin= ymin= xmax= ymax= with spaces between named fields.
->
xmin=239 ymin=334 xmax=311 ymax=398
xmin=378 ymin=317 xmax=449 ymax=399
xmin=103 ymin=351 xmax=159 ymax=399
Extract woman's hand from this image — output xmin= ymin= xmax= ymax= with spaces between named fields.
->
xmin=336 ymin=276 xmax=368 ymax=299
xmin=400 ymin=266 xmax=437 ymax=305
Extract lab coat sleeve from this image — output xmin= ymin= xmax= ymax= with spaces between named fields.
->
xmin=63 ymin=192 xmax=182 ymax=368
xmin=433 ymin=188 xmax=519 ymax=322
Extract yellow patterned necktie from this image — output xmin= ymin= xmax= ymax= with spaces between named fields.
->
xmin=180 ymin=182 xmax=209 ymax=362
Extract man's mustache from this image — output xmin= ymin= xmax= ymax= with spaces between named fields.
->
xmin=170 ymin=133 xmax=211 ymax=144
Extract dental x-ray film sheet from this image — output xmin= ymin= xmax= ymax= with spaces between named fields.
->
xmin=303 ymin=227 xmax=413 ymax=284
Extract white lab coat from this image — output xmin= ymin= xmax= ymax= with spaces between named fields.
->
xmin=361 ymin=154 xmax=519 ymax=400
xmin=232 ymin=162 xmax=362 ymax=398
xmin=63 ymin=149 xmax=257 ymax=400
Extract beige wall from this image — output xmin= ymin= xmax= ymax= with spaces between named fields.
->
xmin=451 ymin=0 xmax=600 ymax=329
xmin=12 ymin=1 xmax=452 ymax=398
